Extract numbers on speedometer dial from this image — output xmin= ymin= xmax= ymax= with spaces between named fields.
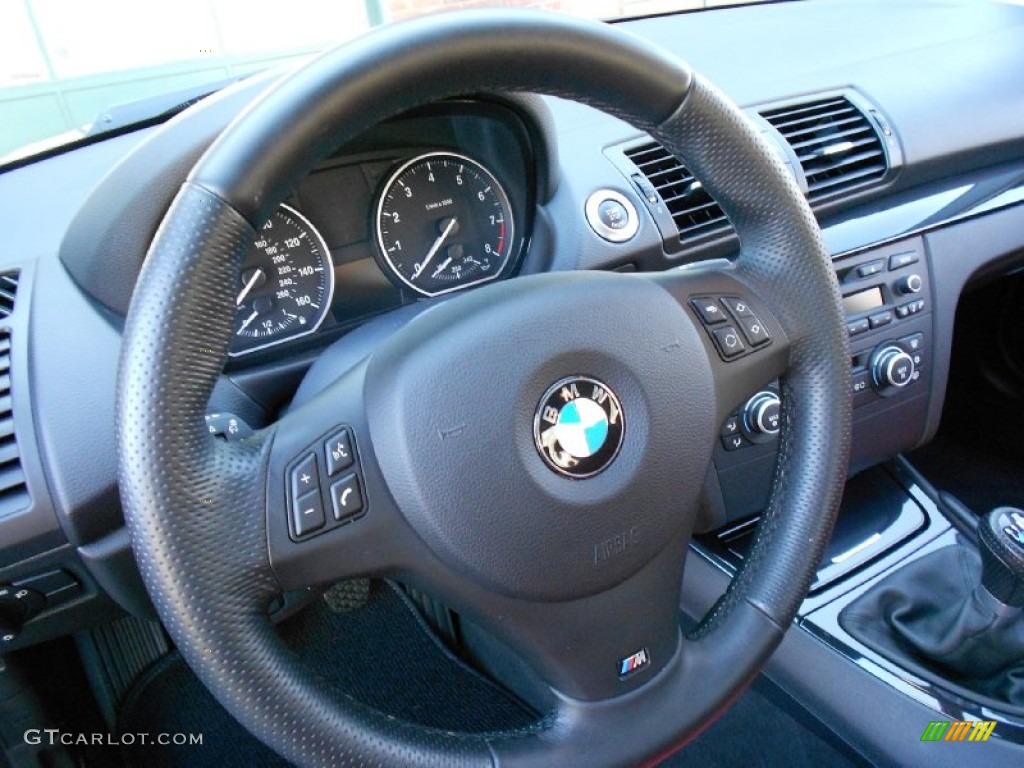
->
xmin=230 ymin=204 xmax=335 ymax=357
xmin=374 ymin=152 xmax=515 ymax=297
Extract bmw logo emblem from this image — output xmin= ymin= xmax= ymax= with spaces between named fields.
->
xmin=534 ymin=376 xmax=624 ymax=478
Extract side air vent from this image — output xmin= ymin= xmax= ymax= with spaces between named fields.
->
xmin=760 ymin=95 xmax=888 ymax=201
xmin=624 ymin=141 xmax=732 ymax=244
xmin=0 ymin=333 xmax=29 ymax=517
xmin=0 ymin=271 xmax=18 ymax=317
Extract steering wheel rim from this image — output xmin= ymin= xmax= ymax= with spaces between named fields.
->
xmin=117 ymin=9 xmax=851 ymax=768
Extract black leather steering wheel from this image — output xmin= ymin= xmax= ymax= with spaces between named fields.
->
xmin=117 ymin=10 xmax=851 ymax=767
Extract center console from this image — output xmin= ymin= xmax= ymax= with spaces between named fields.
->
xmin=699 ymin=234 xmax=935 ymax=532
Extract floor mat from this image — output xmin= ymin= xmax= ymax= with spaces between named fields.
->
xmin=117 ymin=581 xmax=865 ymax=767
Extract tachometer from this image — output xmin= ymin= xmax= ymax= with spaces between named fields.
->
xmin=374 ymin=152 xmax=515 ymax=297
xmin=230 ymin=204 xmax=334 ymax=356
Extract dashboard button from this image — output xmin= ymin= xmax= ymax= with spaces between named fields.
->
xmin=324 ymin=429 xmax=354 ymax=476
xmin=901 ymin=333 xmax=924 ymax=353
xmin=851 ymin=368 xmax=872 ymax=406
xmin=847 ymin=318 xmax=870 ymax=336
xmin=721 ymin=296 xmax=755 ymax=319
xmin=330 ymin=475 xmax=364 ymax=522
xmin=869 ymin=310 xmax=893 ymax=329
xmin=888 ymin=252 xmax=919 ymax=270
xmin=736 ymin=314 xmax=771 ymax=346
xmin=857 ymin=259 xmax=885 ymax=278
xmin=585 ymin=190 xmax=639 ymax=243
xmin=690 ymin=296 xmax=727 ymax=325
xmin=721 ymin=414 xmax=741 ymax=437
xmin=712 ymin=326 xmax=746 ymax=359
xmin=721 ymin=433 xmax=750 ymax=452
xmin=292 ymin=491 xmax=325 ymax=537
xmin=290 ymin=453 xmax=319 ymax=500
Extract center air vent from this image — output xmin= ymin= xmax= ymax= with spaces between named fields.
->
xmin=624 ymin=141 xmax=732 ymax=245
xmin=760 ymin=95 xmax=888 ymax=201
xmin=0 ymin=333 xmax=29 ymax=518
xmin=0 ymin=271 xmax=18 ymax=318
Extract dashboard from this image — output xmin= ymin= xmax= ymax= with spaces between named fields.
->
xmin=220 ymin=103 xmax=536 ymax=360
xmin=1 ymin=0 xmax=1024 ymax=764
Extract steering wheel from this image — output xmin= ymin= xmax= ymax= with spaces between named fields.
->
xmin=117 ymin=10 xmax=850 ymax=768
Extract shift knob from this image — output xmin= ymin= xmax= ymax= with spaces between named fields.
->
xmin=978 ymin=507 xmax=1024 ymax=607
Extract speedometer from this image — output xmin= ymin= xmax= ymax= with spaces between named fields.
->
xmin=374 ymin=152 xmax=515 ymax=297
xmin=229 ymin=204 xmax=334 ymax=356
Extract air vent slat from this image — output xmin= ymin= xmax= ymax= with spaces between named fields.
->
xmin=0 ymin=271 xmax=18 ymax=318
xmin=0 ymin=442 xmax=19 ymax=467
xmin=801 ymin=149 xmax=885 ymax=173
xmin=766 ymin=105 xmax=858 ymax=132
xmin=789 ymin=127 xmax=876 ymax=153
xmin=624 ymin=141 xmax=733 ymax=245
xmin=807 ymin=164 xmax=891 ymax=194
xmin=762 ymin=95 xmax=889 ymax=201
xmin=0 ymin=331 xmax=29 ymax=516
xmin=760 ymin=97 xmax=849 ymax=122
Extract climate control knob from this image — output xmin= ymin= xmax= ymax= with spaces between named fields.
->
xmin=742 ymin=391 xmax=781 ymax=438
xmin=871 ymin=345 xmax=915 ymax=393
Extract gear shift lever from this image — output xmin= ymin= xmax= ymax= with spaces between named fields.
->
xmin=978 ymin=507 xmax=1024 ymax=608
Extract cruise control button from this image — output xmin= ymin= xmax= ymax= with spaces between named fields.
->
xmin=712 ymin=326 xmax=746 ymax=359
xmin=721 ymin=296 xmax=755 ymax=319
xmin=290 ymin=454 xmax=319 ymax=500
xmin=737 ymin=314 xmax=770 ymax=346
xmin=324 ymin=429 xmax=354 ymax=476
xmin=292 ymin=490 xmax=325 ymax=537
xmin=690 ymin=297 xmax=727 ymax=325
xmin=331 ymin=475 xmax=364 ymax=522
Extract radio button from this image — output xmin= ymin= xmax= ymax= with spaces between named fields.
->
xmin=847 ymin=318 xmax=870 ymax=336
xmin=895 ymin=274 xmax=923 ymax=295
xmin=869 ymin=310 xmax=893 ymax=329
xmin=889 ymin=252 xmax=919 ymax=270
xmin=857 ymin=259 xmax=885 ymax=278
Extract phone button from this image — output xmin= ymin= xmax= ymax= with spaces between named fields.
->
xmin=330 ymin=475 xmax=363 ymax=522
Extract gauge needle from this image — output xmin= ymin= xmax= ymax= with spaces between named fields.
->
xmin=412 ymin=218 xmax=457 ymax=280
xmin=431 ymin=257 xmax=452 ymax=279
xmin=238 ymin=310 xmax=259 ymax=334
xmin=236 ymin=268 xmax=264 ymax=306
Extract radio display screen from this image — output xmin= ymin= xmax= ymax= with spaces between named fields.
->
xmin=843 ymin=287 xmax=884 ymax=316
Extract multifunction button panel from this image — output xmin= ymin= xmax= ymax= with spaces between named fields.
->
xmin=689 ymin=295 xmax=772 ymax=361
xmin=286 ymin=426 xmax=366 ymax=542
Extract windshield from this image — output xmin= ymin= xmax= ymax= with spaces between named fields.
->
xmin=0 ymin=1 xmax=790 ymax=163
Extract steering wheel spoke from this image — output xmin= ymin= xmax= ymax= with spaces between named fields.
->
xmin=650 ymin=265 xmax=790 ymax=430
xmin=266 ymin=360 xmax=422 ymax=590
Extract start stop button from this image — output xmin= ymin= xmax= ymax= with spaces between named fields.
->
xmin=585 ymin=189 xmax=639 ymax=243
